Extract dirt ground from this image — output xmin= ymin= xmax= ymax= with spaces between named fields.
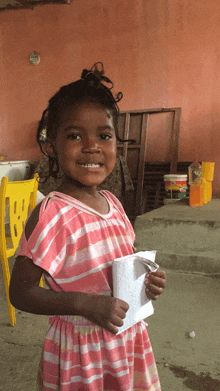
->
xmin=1 ymin=263 xmax=220 ymax=390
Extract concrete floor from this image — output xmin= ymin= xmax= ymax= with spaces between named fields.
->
xmin=1 ymin=261 xmax=220 ymax=390
xmin=134 ymin=199 xmax=220 ymax=390
xmin=150 ymin=269 xmax=220 ymax=391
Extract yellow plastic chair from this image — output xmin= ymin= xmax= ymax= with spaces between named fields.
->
xmin=0 ymin=173 xmax=43 ymax=326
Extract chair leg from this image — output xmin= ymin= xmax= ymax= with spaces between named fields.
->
xmin=1 ymin=255 xmax=16 ymax=326
xmin=39 ymin=276 xmax=43 ymax=288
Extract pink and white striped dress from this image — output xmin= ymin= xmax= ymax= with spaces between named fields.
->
xmin=17 ymin=191 xmax=161 ymax=391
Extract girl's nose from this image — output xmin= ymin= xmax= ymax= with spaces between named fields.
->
xmin=82 ymin=137 xmax=101 ymax=153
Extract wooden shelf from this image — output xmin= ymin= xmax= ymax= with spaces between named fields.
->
xmin=118 ymin=108 xmax=182 ymax=217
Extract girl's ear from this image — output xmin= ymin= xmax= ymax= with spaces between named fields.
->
xmin=44 ymin=139 xmax=57 ymax=158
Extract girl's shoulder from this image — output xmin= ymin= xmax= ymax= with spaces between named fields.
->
xmin=25 ymin=192 xmax=71 ymax=241
xmin=25 ymin=201 xmax=43 ymax=241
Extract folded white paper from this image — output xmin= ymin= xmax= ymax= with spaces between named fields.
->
xmin=112 ymin=250 xmax=159 ymax=334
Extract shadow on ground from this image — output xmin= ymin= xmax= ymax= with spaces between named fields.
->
xmin=169 ymin=365 xmax=220 ymax=391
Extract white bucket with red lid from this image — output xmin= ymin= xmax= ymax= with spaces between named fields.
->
xmin=163 ymin=174 xmax=188 ymax=201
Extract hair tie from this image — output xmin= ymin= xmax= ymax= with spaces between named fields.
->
xmin=115 ymin=91 xmax=123 ymax=103
xmin=81 ymin=62 xmax=114 ymax=90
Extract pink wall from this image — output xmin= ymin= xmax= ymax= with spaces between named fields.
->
xmin=1 ymin=0 xmax=220 ymax=194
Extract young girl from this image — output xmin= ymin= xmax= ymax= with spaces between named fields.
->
xmin=9 ymin=63 xmax=166 ymax=391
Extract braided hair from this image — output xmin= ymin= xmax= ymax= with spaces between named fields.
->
xmin=36 ymin=62 xmax=130 ymax=179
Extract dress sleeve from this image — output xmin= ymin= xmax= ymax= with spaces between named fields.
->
xmin=16 ymin=199 xmax=72 ymax=278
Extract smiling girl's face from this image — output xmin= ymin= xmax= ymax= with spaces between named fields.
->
xmin=47 ymin=102 xmax=117 ymax=190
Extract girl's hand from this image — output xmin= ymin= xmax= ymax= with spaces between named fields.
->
xmin=81 ymin=294 xmax=129 ymax=335
xmin=144 ymin=269 xmax=166 ymax=300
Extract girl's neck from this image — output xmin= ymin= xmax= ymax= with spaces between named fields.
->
xmin=55 ymin=178 xmax=110 ymax=215
xmin=56 ymin=177 xmax=97 ymax=199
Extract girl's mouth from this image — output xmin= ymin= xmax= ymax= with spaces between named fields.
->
xmin=79 ymin=163 xmax=102 ymax=168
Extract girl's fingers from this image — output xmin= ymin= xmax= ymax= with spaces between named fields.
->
xmin=116 ymin=308 xmax=127 ymax=319
xmin=145 ymin=269 xmax=166 ymax=278
xmin=107 ymin=322 xmax=119 ymax=335
xmin=145 ymin=270 xmax=166 ymax=287
xmin=149 ymin=274 xmax=166 ymax=288
xmin=112 ymin=315 xmax=124 ymax=327
xmin=146 ymin=283 xmax=164 ymax=295
xmin=151 ymin=269 xmax=166 ymax=280
xmin=152 ymin=269 xmax=166 ymax=279
xmin=145 ymin=269 xmax=166 ymax=300
xmin=145 ymin=288 xmax=159 ymax=301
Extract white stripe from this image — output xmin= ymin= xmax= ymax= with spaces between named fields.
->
xmin=48 ymin=241 xmax=67 ymax=275
xmin=46 ymin=334 xmax=125 ymax=354
xmin=44 ymin=354 xmax=130 ymax=383
xmin=66 ymin=232 xmax=127 ymax=267
xmin=64 ymin=217 xmax=127 ymax=247
xmin=43 ymin=382 xmax=57 ymax=390
xmin=63 ymin=369 xmax=129 ymax=385
xmin=34 ymin=224 xmax=65 ymax=267
xmin=32 ymin=204 xmax=73 ymax=254
xmin=55 ymin=259 xmax=113 ymax=283
xmin=35 ymin=211 xmax=128 ymax=272
xmin=44 ymin=351 xmax=59 ymax=364
xmin=79 ymin=338 xmax=125 ymax=354
xmin=71 ymin=217 xmax=127 ymax=244
xmin=52 ymin=192 xmax=113 ymax=219
xmin=44 ymin=349 xmax=151 ymax=379
xmin=60 ymin=357 xmax=129 ymax=371
xmin=34 ymin=209 xmax=83 ymax=267
xmin=127 ymin=348 xmax=153 ymax=358
xmin=47 ymin=219 xmax=117 ymax=274
xmin=54 ymin=235 xmax=130 ymax=283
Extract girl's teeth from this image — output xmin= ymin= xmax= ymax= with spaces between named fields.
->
xmin=81 ymin=164 xmax=100 ymax=167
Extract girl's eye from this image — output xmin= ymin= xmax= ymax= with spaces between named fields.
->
xmin=67 ymin=133 xmax=82 ymax=140
xmin=99 ymin=133 xmax=112 ymax=140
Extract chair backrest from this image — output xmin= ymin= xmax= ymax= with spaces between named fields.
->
xmin=0 ymin=173 xmax=39 ymax=255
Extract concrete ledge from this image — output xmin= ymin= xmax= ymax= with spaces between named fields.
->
xmin=150 ymin=251 xmax=220 ymax=274
xmin=137 ymin=198 xmax=220 ymax=222
xmin=134 ymin=198 xmax=220 ymax=273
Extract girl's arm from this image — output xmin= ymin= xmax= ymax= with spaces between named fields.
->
xmin=9 ymin=257 xmax=128 ymax=334
xmin=9 ymin=203 xmax=129 ymax=334
xmin=9 ymin=255 xmax=91 ymax=316
xmin=9 ymin=201 xmax=88 ymax=315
